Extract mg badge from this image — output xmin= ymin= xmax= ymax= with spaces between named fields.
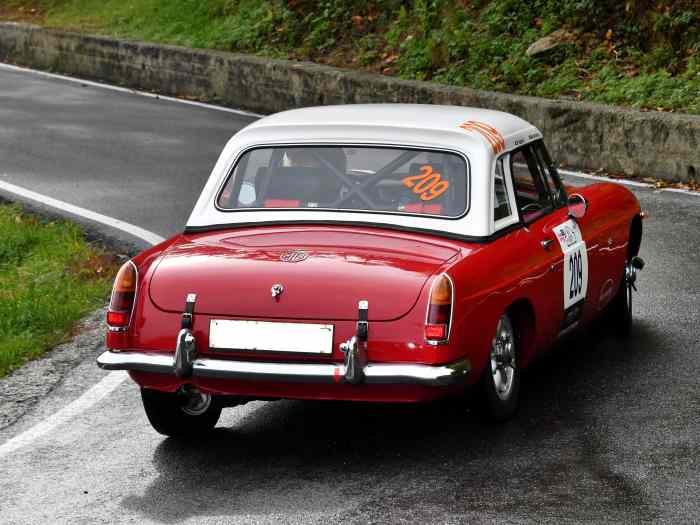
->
xmin=280 ymin=249 xmax=309 ymax=263
xmin=271 ymin=283 xmax=284 ymax=299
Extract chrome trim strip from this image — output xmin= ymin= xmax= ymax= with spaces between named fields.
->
xmin=97 ymin=351 xmax=470 ymax=387
xmin=97 ymin=351 xmax=173 ymax=374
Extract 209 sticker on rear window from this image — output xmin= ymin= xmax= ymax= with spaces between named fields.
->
xmin=402 ymin=165 xmax=450 ymax=201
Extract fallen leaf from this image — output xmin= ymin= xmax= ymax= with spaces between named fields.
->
xmin=383 ymin=53 xmax=398 ymax=64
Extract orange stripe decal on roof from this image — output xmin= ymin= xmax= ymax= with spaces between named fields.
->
xmin=458 ymin=121 xmax=506 ymax=154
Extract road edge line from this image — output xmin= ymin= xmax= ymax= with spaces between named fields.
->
xmin=0 ymin=182 xmax=165 ymax=458
xmin=558 ymin=168 xmax=653 ymax=188
xmin=0 ymin=372 xmax=128 ymax=457
xmin=0 ymin=61 xmax=264 ymax=118
xmin=0 ymin=179 xmax=167 ymax=246
xmin=559 ymin=168 xmax=700 ymax=197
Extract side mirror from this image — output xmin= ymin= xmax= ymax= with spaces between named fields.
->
xmin=567 ymin=193 xmax=588 ymax=219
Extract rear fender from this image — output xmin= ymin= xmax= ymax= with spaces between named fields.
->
xmin=106 ymin=235 xmax=184 ymax=350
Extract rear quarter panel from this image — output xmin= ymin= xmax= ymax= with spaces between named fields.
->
xmin=570 ymin=182 xmax=641 ymax=317
xmin=105 ymin=235 xmax=182 ymax=351
xmin=446 ymin=181 xmax=641 ymax=377
xmin=447 ymin=231 xmax=557 ymax=378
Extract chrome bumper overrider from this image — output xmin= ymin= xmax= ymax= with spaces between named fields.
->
xmin=96 ymin=351 xmax=470 ymax=387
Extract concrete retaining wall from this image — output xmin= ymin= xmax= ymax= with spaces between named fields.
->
xmin=1 ymin=22 xmax=698 ymax=182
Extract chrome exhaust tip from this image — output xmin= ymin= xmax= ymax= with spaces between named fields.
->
xmin=177 ymin=385 xmax=212 ymax=416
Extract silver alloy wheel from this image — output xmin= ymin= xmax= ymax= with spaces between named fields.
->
xmin=490 ymin=315 xmax=516 ymax=401
xmin=181 ymin=391 xmax=213 ymax=416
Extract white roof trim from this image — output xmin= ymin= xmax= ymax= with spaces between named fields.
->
xmin=186 ymin=105 xmax=543 ymax=239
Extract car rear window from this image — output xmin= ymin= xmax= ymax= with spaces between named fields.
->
xmin=216 ymin=146 xmax=469 ymax=218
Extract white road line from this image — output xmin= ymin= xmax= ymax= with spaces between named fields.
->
xmin=560 ymin=168 xmax=700 ymax=197
xmin=0 ymin=182 xmax=165 ymax=458
xmin=0 ymin=372 xmax=128 ymax=458
xmin=558 ymin=168 xmax=654 ymax=188
xmin=0 ymin=179 xmax=166 ymax=246
xmin=0 ymin=62 xmax=264 ymax=118
xmin=658 ymin=186 xmax=700 ymax=196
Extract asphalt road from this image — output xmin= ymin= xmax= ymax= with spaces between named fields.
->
xmin=0 ymin=66 xmax=255 ymax=243
xmin=1 ymin=66 xmax=699 ymax=524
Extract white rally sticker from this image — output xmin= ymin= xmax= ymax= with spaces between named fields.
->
xmin=553 ymin=219 xmax=589 ymax=309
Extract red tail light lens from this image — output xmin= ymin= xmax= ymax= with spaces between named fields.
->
xmin=425 ymin=274 xmax=453 ymax=343
xmin=107 ymin=261 xmax=137 ymax=330
xmin=425 ymin=323 xmax=447 ymax=339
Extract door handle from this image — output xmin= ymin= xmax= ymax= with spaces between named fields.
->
xmin=541 ymin=239 xmax=554 ymax=250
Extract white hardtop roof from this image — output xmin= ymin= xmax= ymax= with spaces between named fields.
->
xmin=187 ymin=104 xmax=544 ymax=239
xmin=238 ymin=104 xmax=540 ymax=154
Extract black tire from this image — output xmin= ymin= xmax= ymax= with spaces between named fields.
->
xmin=141 ymin=388 xmax=222 ymax=437
xmin=477 ymin=313 xmax=521 ymax=422
xmin=606 ymin=270 xmax=632 ymax=338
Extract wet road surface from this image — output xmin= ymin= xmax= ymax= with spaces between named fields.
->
xmin=1 ymin=66 xmax=699 ymax=523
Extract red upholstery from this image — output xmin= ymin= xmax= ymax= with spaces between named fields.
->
xmin=264 ymin=199 xmax=301 ymax=208
xmin=403 ymin=203 xmax=443 ymax=215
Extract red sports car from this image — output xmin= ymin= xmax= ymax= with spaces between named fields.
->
xmin=98 ymin=104 xmax=644 ymax=436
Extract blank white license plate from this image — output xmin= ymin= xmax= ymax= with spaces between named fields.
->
xmin=209 ymin=320 xmax=334 ymax=354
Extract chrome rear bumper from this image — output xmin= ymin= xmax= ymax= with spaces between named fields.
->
xmin=96 ymin=350 xmax=470 ymax=387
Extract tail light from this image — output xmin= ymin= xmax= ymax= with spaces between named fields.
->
xmin=107 ymin=261 xmax=138 ymax=330
xmin=425 ymin=273 xmax=453 ymax=344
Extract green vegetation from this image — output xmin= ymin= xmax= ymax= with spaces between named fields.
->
xmin=0 ymin=204 xmax=117 ymax=377
xmin=3 ymin=0 xmax=700 ymax=113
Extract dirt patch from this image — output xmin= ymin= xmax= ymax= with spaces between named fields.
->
xmin=0 ymin=4 xmax=44 ymax=24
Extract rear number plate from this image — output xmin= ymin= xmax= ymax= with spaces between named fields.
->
xmin=209 ymin=320 xmax=334 ymax=354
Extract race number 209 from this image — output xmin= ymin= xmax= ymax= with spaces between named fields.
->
xmin=553 ymin=220 xmax=589 ymax=309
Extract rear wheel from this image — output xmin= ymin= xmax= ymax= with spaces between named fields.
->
xmin=608 ymin=270 xmax=632 ymax=337
xmin=608 ymin=218 xmax=644 ymax=337
xmin=607 ymin=255 xmax=644 ymax=337
xmin=478 ymin=313 xmax=520 ymax=422
xmin=141 ymin=388 xmax=222 ymax=437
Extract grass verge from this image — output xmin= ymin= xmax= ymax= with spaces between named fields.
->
xmin=1 ymin=1 xmax=699 ymax=114
xmin=0 ymin=204 xmax=118 ymax=377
